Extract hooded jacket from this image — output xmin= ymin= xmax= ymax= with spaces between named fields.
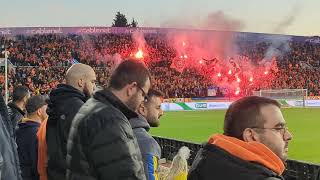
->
xmin=130 ymin=115 xmax=161 ymax=180
xmin=188 ymin=134 xmax=285 ymax=180
xmin=46 ymin=84 xmax=87 ymax=180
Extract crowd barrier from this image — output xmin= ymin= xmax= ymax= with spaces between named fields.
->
xmin=153 ymin=136 xmax=320 ymax=180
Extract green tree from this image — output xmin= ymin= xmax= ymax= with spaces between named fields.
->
xmin=131 ymin=18 xmax=138 ymax=27
xmin=112 ymin=12 xmax=129 ymax=27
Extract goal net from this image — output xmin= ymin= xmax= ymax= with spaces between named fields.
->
xmin=252 ymin=89 xmax=308 ymax=107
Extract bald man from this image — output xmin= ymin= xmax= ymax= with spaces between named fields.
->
xmin=46 ymin=63 xmax=96 ymax=180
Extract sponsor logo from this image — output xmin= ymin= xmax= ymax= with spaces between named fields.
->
xmin=195 ymin=103 xmax=207 ymax=108
xmin=76 ymin=27 xmax=111 ymax=34
xmin=0 ymin=29 xmax=11 ymax=35
xmin=26 ymin=28 xmax=63 ymax=34
xmin=208 ymin=103 xmax=228 ymax=109
xmin=294 ymin=100 xmax=304 ymax=107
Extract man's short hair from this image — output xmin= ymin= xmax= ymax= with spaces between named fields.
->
xmin=108 ymin=60 xmax=151 ymax=90
xmin=12 ymin=86 xmax=30 ymax=102
xmin=25 ymin=95 xmax=47 ymax=114
xmin=147 ymin=89 xmax=164 ymax=99
xmin=223 ymin=96 xmax=281 ymax=140
xmin=144 ymin=89 xmax=164 ymax=104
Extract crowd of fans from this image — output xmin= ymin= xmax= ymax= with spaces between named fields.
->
xmin=1 ymin=33 xmax=320 ymax=98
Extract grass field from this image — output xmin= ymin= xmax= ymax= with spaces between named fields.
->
xmin=150 ymin=108 xmax=320 ymax=164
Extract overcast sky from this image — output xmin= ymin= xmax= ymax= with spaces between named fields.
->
xmin=0 ymin=0 xmax=319 ymax=36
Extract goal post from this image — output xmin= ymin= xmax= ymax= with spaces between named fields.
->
xmin=252 ymin=89 xmax=308 ymax=107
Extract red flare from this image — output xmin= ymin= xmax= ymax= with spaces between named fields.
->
xmin=235 ymin=87 xmax=240 ymax=95
xmin=135 ymin=49 xmax=143 ymax=59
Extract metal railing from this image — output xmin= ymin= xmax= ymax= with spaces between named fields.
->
xmin=153 ymin=136 xmax=320 ymax=180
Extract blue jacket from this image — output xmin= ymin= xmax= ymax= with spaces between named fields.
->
xmin=0 ymin=95 xmax=22 ymax=180
xmin=16 ymin=120 xmax=40 ymax=180
xmin=130 ymin=115 xmax=161 ymax=180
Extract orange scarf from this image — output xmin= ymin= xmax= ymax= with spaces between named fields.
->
xmin=208 ymin=134 xmax=285 ymax=175
xmin=37 ymin=118 xmax=48 ymax=180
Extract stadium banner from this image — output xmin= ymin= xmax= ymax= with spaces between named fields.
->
xmin=307 ymin=96 xmax=320 ymax=100
xmin=1 ymin=27 xmax=320 ymax=44
xmin=162 ymin=100 xmax=320 ymax=111
xmin=161 ymin=102 xmax=232 ymax=111
xmin=305 ymin=100 xmax=320 ymax=107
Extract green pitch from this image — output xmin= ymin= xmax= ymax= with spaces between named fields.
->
xmin=150 ymin=108 xmax=320 ymax=164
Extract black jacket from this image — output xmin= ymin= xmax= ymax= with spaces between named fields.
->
xmin=0 ymin=95 xmax=22 ymax=180
xmin=16 ymin=120 xmax=41 ymax=180
xmin=7 ymin=102 xmax=25 ymax=131
xmin=188 ymin=143 xmax=284 ymax=180
xmin=66 ymin=89 xmax=146 ymax=180
xmin=46 ymin=84 xmax=87 ymax=180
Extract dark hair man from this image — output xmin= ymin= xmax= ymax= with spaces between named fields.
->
xmin=130 ymin=89 xmax=164 ymax=179
xmin=188 ymin=96 xmax=293 ymax=180
xmin=67 ymin=60 xmax=151 ymax=180
xmin=7 ymin=85 xmax=30 ymax=130
xmin=16 ymin=95 xmax=48 ymax=180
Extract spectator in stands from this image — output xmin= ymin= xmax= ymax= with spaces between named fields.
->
xmin=188 ymin=96 xmax=293 ymax=180
xmin=16 ymin=95 xmax=48 ymax=180
xmin=46 ymin=63 xmax=96 ymax=180
xmin=66 ymin=60 xmax=151 ymax=180
xmin=130 ymin=89 xmax=164 ymax=180
xmin=0 ymin=94 xmax=22 ymax=180
xmin=7 ymin=85 xmax=30 ymax=131
xmin=1 ymin=33 xmax=320 ymax=97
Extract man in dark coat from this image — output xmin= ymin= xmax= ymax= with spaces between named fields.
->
xmin=188 ymin=96 xmax=293 ymax=180
xmin=46 ymin=63 xmax=96 ymax=180
xmin=67 ymin=60 xmax=151 ymax=180
xmin=16 ymin=95 xmax=48 ymax=180
xmin=7 ymin=85 xmax=30 ymax=131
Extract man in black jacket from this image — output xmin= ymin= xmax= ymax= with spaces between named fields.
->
xmin=67 ymin=60 xmax=151 ymax=180
xmin=46 ymin=63 xmax=96 ymax=180
xmin=188 ymin=96 xmax=293 ymax=180
xmin=16 ymin=95 xmax=48 ymax=180
xmin=7 ymin=85 xmax=30 ymax=131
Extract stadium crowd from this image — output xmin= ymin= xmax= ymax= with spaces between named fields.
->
xmin=1 ymin=32 xmax=319 ymax=180
xmin=1 ymin=33 xmax=320 ymax=98
xmin=0 ymin=59 xmax=312 ymax=180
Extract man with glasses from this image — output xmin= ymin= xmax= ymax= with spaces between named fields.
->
xmin=67 ymin=60 xmax=151 ymax=180
xmin=188 ymin=96 xmax=293 ymax=180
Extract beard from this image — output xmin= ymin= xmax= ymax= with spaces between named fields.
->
xmin=259 ymin=135 xmax=287 ymax=162
xmin=83 ymin=85 xmax=92 ymax=99
xmin=146 ymin=114 xmax=160 ymax=127
xmin=126 ymin=92 xmax=141 ymax=112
